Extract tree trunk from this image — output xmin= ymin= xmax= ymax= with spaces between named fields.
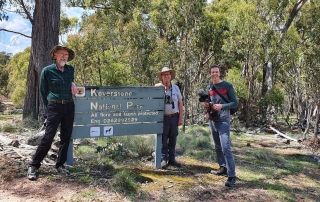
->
xmin=314 ymin=104 xmax=319 ymax=139
xmin=302 ymin=104 xmax=313 ymax=140
xmin=294 ymin=65 xmax=304 ymax=124
xmin=23 ymin=0 xmax=60 ymax=120
xmin=183 ymin=63 xmax=187 ymax=132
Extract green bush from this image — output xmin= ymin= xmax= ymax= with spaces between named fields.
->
xmin=21 ymin=115 xmax=42 ymax=129
xmin=253 ymin=150 xmax=286 ymax=167
xmin=258 ymin=87 xmax=284 ymax=109
xmin=109 ymin=169 xmax=138 ymax=195
xmin=1 ymin=123 xmax=16 ymax=133
xmin=118 ymin=135 xmax=155 ymax=157
xmin=75 ymin=145 xmax=97 ymax=161
xmin=178 ymin=126 xmax=214 ymax=161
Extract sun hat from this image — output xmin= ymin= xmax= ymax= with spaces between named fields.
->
xmin=156 ymin=67 xmax=176 ymax=80
xmin=50 ymin=45 xmax=75 ymax=61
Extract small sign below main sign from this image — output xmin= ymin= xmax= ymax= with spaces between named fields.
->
xmin=90 ymin=127 xmax=100 ymax=137
xmin=104 ymin=126 xmax=114 ymax=136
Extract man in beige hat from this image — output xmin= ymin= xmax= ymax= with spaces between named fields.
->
xmin=155 ymin=67 xmax=183 ymax=169
xmin=27 ymin=45 xmax=78 ymax=180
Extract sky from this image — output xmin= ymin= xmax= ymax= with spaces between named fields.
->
xmin=0 ymin=6 xmax=89 ymax=56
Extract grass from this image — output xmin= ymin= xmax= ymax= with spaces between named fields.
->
xmin=0 ymin=114 xmax=42 ymax=133
xmin=1 ymin=114 xmax=319 ymax=201
xmin=72 ymin=189 xmax=98 ymax=201
xmin=109 ymin=169 xmax=139 ymax=195
xmin=70 ymin=124 xmax=319 ymax=201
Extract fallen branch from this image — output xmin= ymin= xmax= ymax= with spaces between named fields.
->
xmin=269 ymin=127 xmax=298 ymax=142
xmin=275 ymin=145 xmax=302 ymax=149
xmin=258 ymin=142 xmax=274 ymax=147
xmin=14 ymin=150 xmax=27 ymax=159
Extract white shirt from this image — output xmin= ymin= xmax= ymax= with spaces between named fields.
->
xmin=164 ymin=84 xmax=182 ymax=114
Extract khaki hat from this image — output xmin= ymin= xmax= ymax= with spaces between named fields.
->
xmin=156 ymin=67 xmax=176 ymax=80
xmin=50 ymin=45 xmax=75 ymax=61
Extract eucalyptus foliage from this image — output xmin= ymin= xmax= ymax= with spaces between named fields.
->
xmin=3 ymin=0 xmax=320 ymax=132
xmin=6 ymin=47 xmax=30 ymax=108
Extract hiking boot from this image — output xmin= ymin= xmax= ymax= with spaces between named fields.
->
xmin=161 ymin=160 xmax=168 ymax=169
xmin=56 ymin=165 xmax=70 ymax=175
xmin=27 ymin=165 xmax=38 ymax=180
xmin=168 ymin=160 xmax=182 ymax=167
xmin=225 ymin=176 xmax=236 ymax=187
xmin=211 ymin=166 xmax=227 ymax=176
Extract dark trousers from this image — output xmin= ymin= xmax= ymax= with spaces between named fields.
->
xmin=30 ymin=102 xmax=75 ymax=169
xmin=162 ymin=115 xmax=179 ymax=161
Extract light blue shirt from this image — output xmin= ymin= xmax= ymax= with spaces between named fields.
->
xmin=164 ymin=84 xmax=182 ymax=114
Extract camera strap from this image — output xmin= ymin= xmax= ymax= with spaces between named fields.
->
xmin=164 ymin=83 xmax=172 ymax=101
xmin=210 ymin=84 xmax=230 ymax=103
xmin=164 ymin=83 xmax=175 ymax=109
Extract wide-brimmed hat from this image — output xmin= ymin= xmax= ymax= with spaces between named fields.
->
xmin=50 ymin=45 xmax=75 ymax=61
xmin=156 ymin=67 xmax=176 ymax=80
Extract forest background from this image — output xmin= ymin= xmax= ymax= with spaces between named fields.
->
xmin=0 ymin=0 xmax=320 ymax=142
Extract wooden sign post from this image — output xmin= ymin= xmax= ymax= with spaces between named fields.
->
xmin=66 ymin=86 xmax=164 ymax=168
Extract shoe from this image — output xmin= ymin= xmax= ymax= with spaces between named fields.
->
xmin=225 ymin=176 xmax=236 ymax=187
xmin=168 ymin=160 xmax=182 ymax=167
xmin=27 ymin=165 xmax=38 ymax=180
xmin=211 ymin=166 xmax=227 ymax=176
xmin=161 ymin=160 xmax=168 ymax=169
xmin=56 ymin=165 xmax=70 ymax=175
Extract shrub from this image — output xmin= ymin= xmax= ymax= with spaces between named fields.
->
xmin=109 ymin=169 xmax=138 ymax=195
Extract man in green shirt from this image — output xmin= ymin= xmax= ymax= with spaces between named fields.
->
xmin=27 ymin=45 xmax=78 ymax=180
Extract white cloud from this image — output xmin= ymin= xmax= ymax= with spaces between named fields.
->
xmin=0 ymin=13 xmax=32 ymax=54
xmin=0 ymin=12 xmax=32 ymax=34
xmin=0 ymin=35 xmax=31 ymax=55
xmin=7 ymin=35 xmax=31 ymax=54
xmin=6 ymin=17 xmax=32 ymax=34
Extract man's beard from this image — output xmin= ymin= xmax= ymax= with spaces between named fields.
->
xmin=58 ymin=61 xmax=66 ymax=67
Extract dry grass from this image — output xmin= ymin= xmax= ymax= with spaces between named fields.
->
xmin=0 ymin=111 xmax=319 ymax=201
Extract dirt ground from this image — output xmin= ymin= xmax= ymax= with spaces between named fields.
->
xmin=1 ymin=97 xmax=319 ymax=202
xmin=0 ymin=147 xmax=281 ymax=202
xmin=0 ymin=132 xmax=131 ymax=202
xmin=1 ymin=130 xmax=319 ymax=202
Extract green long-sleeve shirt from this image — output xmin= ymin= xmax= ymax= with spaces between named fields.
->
xmin=40 ymin=63 xmax=74 ymax=107
xmin=206 ymin=80 xmax=238 ymax=121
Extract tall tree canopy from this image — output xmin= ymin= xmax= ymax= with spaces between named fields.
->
xmin=2 ymin=0 xmax=319 ymax=140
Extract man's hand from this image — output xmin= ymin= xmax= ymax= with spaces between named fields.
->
xmin=154 ymin=83 xmax=164 ymax=87
xmin=204 ymin=101 xmax=210 ymax=108
xmin=71 ymin=82 xmax=77 ymax=95
xmin=212 ymin=104 xmax=222 ymax=111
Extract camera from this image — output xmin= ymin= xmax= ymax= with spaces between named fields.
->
xmin=197 ymin=89 xmax=218 ymax=120
xmin=165 ymin=94 xmax=175 ymax=109
xmin=165 ymin=95 xmax=172 ymax=104
xmin=197 ymin=89 xmax=210 ymax=102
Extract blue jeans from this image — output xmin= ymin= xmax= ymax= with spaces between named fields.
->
xmin=209 ymin=120 xmax=236 ymax=177
xmin=30 ymin=102 xmax=75 ymax=169
xmin=162 ymin=115 xmax=179 ymax=162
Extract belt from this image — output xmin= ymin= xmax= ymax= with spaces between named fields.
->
xmin=48 ymin=98 xmax=73 ymax=104
xmin=164 ymin=112 xmax=179 ymax=117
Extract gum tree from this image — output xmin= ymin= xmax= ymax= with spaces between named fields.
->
xmin=0 ymin=0 xmax=60 ymax=119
